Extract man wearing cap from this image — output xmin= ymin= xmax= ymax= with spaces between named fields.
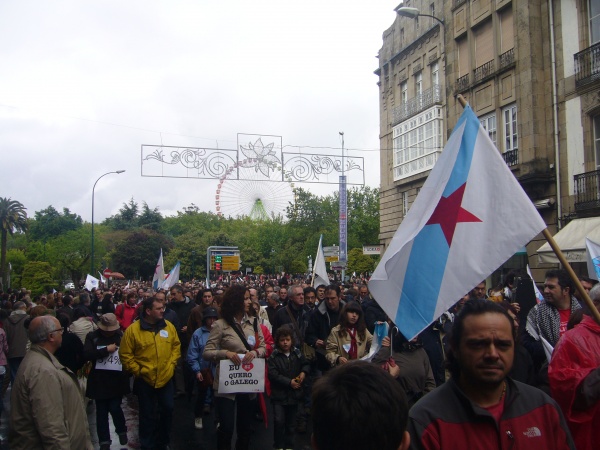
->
xmin=9 ymin=316 xmax=93 ymax=449
xmin=187 ymin=307 xmax=219 ymax=430
xmin=120 ymin=297 xmax=181 ymax=450
xmin=83 ymin=313 xmax=130 ymax=450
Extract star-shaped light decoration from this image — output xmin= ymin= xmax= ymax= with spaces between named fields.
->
xmin=239 ymin=138 xmax=281 ymax=177
xmin=425 ymin=183 xmax=482 ymax=246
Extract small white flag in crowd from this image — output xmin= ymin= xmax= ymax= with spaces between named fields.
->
xmin=312 ymin=235 xmax=329 ymax=287
xmin=85 ymin=274 xmax=100 ymax=291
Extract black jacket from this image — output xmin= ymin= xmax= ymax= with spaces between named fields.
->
xmin=304 ymin=300 xmax=345 ymax=371
xmin=83 ymin=329 xmax=131 ymax=399
xmin=272 ymin=303 xmax=309 ymax=346
xmin=167 ymin=297 xmax=195 ymax=346
xmin=268 ymin=348 xmax=310 ymax=405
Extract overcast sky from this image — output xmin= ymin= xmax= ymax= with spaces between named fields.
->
xmin=1 ymin=1 xmax=396 ymax=222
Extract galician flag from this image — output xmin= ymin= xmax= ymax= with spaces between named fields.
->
xmin=152 ymin=249 xmax=165 ymax=290
xmin=162 ymin=261 xmax=181 ymax=290
xmin=312 ymin=235 xmax=329 ymax=287
xmin=586 ymin=237 xmax=600 ymax=280
xmin=369 ymin=105 xmax=546 ymax=340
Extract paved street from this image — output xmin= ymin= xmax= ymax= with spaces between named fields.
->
xmin=0 ymin=387 xmax=314 ymax=449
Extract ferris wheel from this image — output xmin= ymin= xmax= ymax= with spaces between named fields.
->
xmin=215 ymin=158 xmax=294 ymax=220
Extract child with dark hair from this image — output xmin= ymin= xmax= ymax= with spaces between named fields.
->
xmin=268 ymin=325 xmax=310 ymax=450
xmin=326 ymin=301 xmax=373 ymax=366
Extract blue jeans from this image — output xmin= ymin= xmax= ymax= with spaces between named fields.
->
xmin=8 ymin=357 xmax=23 ymax=383
xmin=134 ymin=378 xmax=174 ymax=450
xmin=272 ymin=403 xmax=297 ymax=448
xmin=95 ymin=396 xmax=126 ymax=445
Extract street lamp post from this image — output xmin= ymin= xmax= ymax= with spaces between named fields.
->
xmin=394 ymin=6 xmax=444 ymax=27
xmin=91 ymin=170 xmax=126 ymax=275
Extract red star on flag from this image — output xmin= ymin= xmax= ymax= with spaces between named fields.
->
xmin=426 ymin=183 xmax=481 ymax=246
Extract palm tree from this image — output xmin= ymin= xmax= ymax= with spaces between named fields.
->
xmin=0 ymin=198 xmax=28 ymax=289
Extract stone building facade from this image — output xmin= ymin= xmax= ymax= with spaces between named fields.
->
xmin=376 ymin=0 xmax=600 ymax=279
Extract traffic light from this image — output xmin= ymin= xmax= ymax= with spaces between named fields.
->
xmin=215 ymin=262 xmax=222 ymax=270
xmin=214 ymin=254 xmax=222 ymax=271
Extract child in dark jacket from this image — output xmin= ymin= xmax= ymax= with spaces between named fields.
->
xmin=268 ymin=325 xmax=310 ymax=450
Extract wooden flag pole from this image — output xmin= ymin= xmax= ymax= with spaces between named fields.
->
xmin=456 ymin=93 xmax=600 ymax=323
xmin=541 ymin=228 xmax=600 ymax=323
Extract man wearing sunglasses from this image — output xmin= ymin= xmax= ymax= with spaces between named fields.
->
xmin=9 ymin=316 xmax=93 ymax=449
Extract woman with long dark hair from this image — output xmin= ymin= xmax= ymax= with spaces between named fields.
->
xmin=326 ymin=302 xmax=373 ymax=366
xmin=203 ymin=285 xmax=266 ymax=450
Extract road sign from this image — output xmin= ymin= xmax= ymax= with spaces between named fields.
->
xmin=103 ymin=268 xmax=112 ymax=278
xmin=330 ymin=262 xmax=347 ymax=270
xmin=325 ymin=256 xmax=339 ymax=263
xmin=323 ymin=246 xmax=339 ymax=257
xmin=222 ymin=256 xmax=239 ymax=265
xmin=362 ymin=245 xmax=382 ymax=255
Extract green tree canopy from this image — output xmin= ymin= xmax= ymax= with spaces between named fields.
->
xmin=0 ymin=197 xmax=28 ymax=288
xmin=29 ymin=206 xmax=82 ymax=241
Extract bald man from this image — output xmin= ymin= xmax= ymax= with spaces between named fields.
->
xmin=9 ymin=316 xmax=92 ymax=449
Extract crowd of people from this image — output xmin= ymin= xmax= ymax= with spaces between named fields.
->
xmin=0 ymin=267 xmax=598 ymax=449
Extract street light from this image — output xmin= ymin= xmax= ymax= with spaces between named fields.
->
xmin=91 ymin=170 xmax=126 ymax=275
xmin=395 ymin=6 xmax=444 ymax=27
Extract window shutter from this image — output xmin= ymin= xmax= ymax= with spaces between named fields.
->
xmin=474 ymin=20 xmax=494 ymax=68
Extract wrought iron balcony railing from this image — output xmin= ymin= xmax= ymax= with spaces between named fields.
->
xmin=575 ymin=42 xmax=600 ymax=88
xmin=502 ymin=149 xmax=519 ymax=167
xmin=392 ymin=84 xmax=442 ymax=125
xmin=499 ymin=48 xmax=515 ymax=70
xmin=456 ymin=74 xmax=469 ymax=92
xmin=574 ymin=169 xmax=600 ymax=211
xmin=474 ymin=60 xmax=495 ymax=83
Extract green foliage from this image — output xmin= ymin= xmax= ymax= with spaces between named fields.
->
xmin=5 ymin=248 xmax=27 ymax=288
xmin=103 ymin=198 xmax=163 ymax=231
xmin=109 ymin=229 xmax=174 ymax=279
xmin=28 ymin=206 xmax=82 ymax=241
xmin=15 ymin=186 xmax=380 ymax=286
xmin=347 ymin=248 xmax=376 ymax=275
xmin=0 ymin=197 xmax=28 ymax=289
xmin=20 ymin=261 xmax=55 ymax=295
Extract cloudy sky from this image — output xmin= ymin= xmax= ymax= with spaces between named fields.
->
xmin=1 ymin=1 xmax=396 ymax=222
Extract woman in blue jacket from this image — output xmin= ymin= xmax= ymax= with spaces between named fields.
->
xmin=187 ymin=307 xmax=219 ymax=430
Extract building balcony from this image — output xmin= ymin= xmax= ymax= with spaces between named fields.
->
xmin=575 ymin=42 xmax=600 ymax=89
xmin=574 ymin=169 xmax=600 ymax=212
xmin=392 ymin=84 xmax=442 ymax=126
xmin=474 ymin=60 xmax=495 ymax=83
xmin=502 ymin=149 xmax=519 ymax=167
xmin=456 ymin=74 xmax=469 ymax=92
xmin=499 ymin=48 xmax=515 ymax=70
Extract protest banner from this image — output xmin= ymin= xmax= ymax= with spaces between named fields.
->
xmin=218 ymin=356 xmax=265 ymax=394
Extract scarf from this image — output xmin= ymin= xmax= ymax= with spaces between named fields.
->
xmin=347 ymin=326 xmax=358 ymax=360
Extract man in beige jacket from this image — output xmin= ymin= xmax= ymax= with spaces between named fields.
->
xmin=9 ymin=315 xmax=93 ymax=449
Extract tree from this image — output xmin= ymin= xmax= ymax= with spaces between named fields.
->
xmin=20 ymin=261 xmax=55 ymax=295
xmin=109 ymin=230 xmax=174 ymax=279
xmin=46 ymin=225 xmax=99 ymax=284
xmin=138 ymin=202 xmax=163 ymax=231
xmin=28 ymin=206 xmax=83 ymax=241
xmin=347 ymin=248 xmax=376 ymax=275
xmin=0 ymin=198 xmax=28 ymax=289
xmin=4 ymin=248 xmax=27 ymax=288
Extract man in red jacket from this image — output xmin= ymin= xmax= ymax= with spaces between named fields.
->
xmin=408 ymin=299 xmax=574 ymax=450
xmin=549 ymin=283 xmax=600 ymax=450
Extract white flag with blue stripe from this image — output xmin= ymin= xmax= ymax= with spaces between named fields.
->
xmin=586 ymin=237 xmax=600 ymax=280
xmin=369 ymin=106 xmax=546 ymax=340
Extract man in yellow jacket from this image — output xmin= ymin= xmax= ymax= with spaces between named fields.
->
xmin=121 ymin=296 xmax=181 ymax=450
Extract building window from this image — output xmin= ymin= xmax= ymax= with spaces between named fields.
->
xmin=400 ymin=28 xmax=405 ymax=47
xmin=431 ymin=62 xmax=439 ymax=87
xmin=480 ymin=113 xmax=497 ymax=147
xmin=591 ymin=0 xmax=600 ymax=44
xmin=503 ymin=104 xmax=518 ymax=153
xmin=594 ymin=115 xmax=600 ymax=168
xmin=415 ymin=71 xmax=423 ymax=97
xmin=401 ymin=191 xmax=409 ymax=216
xmin=457 ymin=37 xmax=469 ymax=78
xmin=401 ymin=81 xmax=408 ymax=104
xmin=500 ymin=7 xmax=514 ymax=53
xmin=393 ymin=106 xmax=443 ymax=180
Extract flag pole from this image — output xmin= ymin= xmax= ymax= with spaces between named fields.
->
xmin=455 ymin=93 xmax=600 ymax=323
xmin=541 ymin=229 xmax=600 ymax=323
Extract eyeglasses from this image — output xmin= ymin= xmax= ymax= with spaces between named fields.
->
xmin=49 ymin=328 xmax=64 ymax=335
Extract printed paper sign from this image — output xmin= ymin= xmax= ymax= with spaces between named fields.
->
xmin=95 ymin=347 xmax=123 ymax=371
xmin=218 ymin=356 xmax=264 ymax=394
